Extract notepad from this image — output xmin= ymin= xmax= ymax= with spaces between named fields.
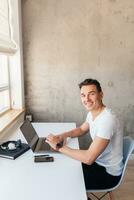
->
xmin=0 ymin=143 xmax=30 ymax=160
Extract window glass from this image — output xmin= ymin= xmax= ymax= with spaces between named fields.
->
xmin=0 ymin=90 xmax=10 ymax=114
xmin=0 ymin=54 xmax=9 ymax=86
xmin=0 ymin=54 xmax=10 ymax=114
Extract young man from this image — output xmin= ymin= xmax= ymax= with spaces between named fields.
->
xmin=46 ymin=78 xmax=123 ymax=189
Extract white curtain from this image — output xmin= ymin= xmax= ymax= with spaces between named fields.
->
xmin=0 ymin=0 xmax=17 ymax=54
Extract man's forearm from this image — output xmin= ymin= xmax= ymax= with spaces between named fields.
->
xmin=58 ymin=146 xmax=93 ymax=165
xmin=63 ymin=127 xmax=86 ymax=138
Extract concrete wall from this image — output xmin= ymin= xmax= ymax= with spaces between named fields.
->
xmin=22 ymin=0 xmax=134 ymax=144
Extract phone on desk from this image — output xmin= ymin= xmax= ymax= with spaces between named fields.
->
xmin=34 ymin=155 xmax=54 ymax=162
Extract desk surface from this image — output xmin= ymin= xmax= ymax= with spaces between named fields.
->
xmin=0 ymin=123 xmax=87 ymax=200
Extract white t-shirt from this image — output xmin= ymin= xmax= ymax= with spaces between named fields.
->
xmin=86 ymin=107 xmax=124 ymax=176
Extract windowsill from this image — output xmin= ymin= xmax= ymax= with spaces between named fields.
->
xmin=0 ymin=109 xmax=25 ymax=134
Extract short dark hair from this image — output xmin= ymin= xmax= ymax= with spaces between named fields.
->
xmin=78 ymin=78 xmax=102 ymax=92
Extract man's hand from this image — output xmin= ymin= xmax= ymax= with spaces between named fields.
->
xmin=46 ymin=134 xmax=65 ymax=151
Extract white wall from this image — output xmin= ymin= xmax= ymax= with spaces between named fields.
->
xmin=22 ymin=0 xmax=134 ymax=147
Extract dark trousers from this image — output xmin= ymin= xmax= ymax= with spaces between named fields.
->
xmin=82 ymin=162 xmax=121 ymax=190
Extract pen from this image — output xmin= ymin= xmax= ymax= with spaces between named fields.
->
xmin=34 ymin=154 xmax=50 ymax=157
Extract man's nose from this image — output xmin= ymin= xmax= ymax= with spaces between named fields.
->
xmin=85 ymin=95 xmax=90 ymax=102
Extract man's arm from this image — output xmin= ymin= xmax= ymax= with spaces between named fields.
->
xmin=46 ymin=121 xmax=89 ymax=145
xmin=59 ymin=136 xmax=110 ymax=165
xmin=58 ymin=121 xmax=89 ymax=140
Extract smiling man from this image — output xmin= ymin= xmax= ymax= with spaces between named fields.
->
xmin=46 ymin=78 xmax=123 ymax=190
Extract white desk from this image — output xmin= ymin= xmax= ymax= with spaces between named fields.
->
xmin=0 ymin=123 xmax=87 ymax=200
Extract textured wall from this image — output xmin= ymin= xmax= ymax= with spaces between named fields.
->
xmin=22 ymin=0 xmax=134 ymax=143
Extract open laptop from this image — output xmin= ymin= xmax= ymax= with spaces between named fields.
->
xmin=20 ymin=120 xmax=54 ymax=153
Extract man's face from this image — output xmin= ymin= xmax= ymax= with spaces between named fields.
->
xmin=80 ymin=84 xmax=103 ymax=112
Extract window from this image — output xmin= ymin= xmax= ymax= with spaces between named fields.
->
xmin=0 ymin=0 xmax=24 ymax=123
xmin=0 ymin=54 xmax=10 ymax=115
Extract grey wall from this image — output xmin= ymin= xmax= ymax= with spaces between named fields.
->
xmin=22 ymin=0 xmax=134 ymax=144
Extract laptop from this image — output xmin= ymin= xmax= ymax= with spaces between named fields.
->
xmin=20 ymin=120 xmax=53 ymax=153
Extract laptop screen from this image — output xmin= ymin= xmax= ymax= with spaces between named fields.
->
xmin=20 ymin=120 xmax=39 ymax=151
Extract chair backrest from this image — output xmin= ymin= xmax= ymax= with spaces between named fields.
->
xmin=123 ymin=136 xmax=134 ymax=163
xmin=115 ymin=136 xmax=134 ymax=188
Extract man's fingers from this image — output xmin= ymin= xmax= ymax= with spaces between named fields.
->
xmin=46 ymin=134 xmax=54 ymax=140
xmin=45 ymin=139 xmax=49 ymax=144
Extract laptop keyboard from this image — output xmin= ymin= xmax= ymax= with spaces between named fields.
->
xmin=36 ymin=138 xmax=51 ymax=151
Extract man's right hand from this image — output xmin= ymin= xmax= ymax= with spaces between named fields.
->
xmin=46 ymin=134 xmax=67 ymax=146
xmin=54 ymin=134 xmax=67 ymax=145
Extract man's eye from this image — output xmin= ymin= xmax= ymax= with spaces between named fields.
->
xmin=90 ymin=93 xmax=95 ymax=95
xmin=81 ymin=94 xmax=85 ymax=97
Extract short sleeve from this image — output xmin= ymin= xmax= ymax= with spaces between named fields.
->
xmin=96 ymin=116 xmax=115 ymax=139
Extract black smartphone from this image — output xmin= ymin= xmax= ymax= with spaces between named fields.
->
xmin=34 ymin=155 xmax=54 ymax=162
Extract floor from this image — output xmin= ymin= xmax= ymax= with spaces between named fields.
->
xmin=87 ymin=160 xmax=134 ymax=200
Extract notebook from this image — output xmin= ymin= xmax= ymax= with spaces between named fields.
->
xmin=0 ymin=142 xmax=30 ymax=160
xmin=20 ymin=120 xmax=54 ymax=153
